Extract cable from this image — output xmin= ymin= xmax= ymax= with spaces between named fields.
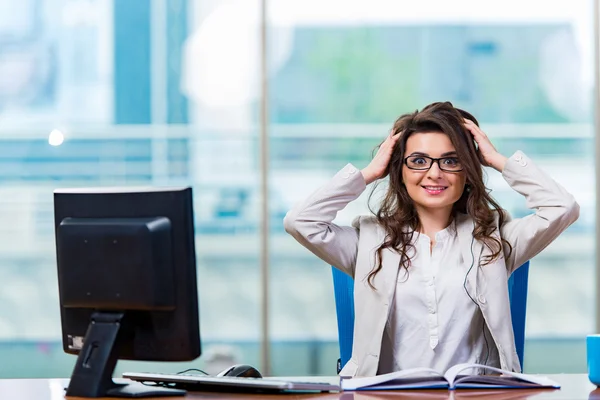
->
xmin=176 ymin=368 xmax=209 ymax=376
xmin=140 ymin=380 xmax=178 ymax=388
xmin=462 ymin=235 xmax=490 ymax=367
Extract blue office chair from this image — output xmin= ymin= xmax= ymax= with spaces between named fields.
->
xmin=332 ymin=260 xmax=530 ymax=373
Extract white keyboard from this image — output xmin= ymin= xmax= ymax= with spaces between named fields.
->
xmin=122 ymin=371 xmax=342 ymax=393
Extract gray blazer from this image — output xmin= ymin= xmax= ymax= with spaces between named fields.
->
xmin=284 ymin=151 xmax=579 ymax=377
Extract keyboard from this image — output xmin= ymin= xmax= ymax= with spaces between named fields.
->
xmin=122 ymin=371 xmax=342 ymax=393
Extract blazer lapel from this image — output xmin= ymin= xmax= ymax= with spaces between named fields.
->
xmin=379 ymin=247 xmax=401 ymax=304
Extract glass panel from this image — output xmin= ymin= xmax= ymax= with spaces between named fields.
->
xmin=269 ymin=0 xmax=594 ymax=374
xmin=0 ymin=0 xmax=262 ymax=377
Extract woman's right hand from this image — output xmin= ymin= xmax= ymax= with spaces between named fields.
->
xmin=361 ymin=130 xmax=401 ymax=185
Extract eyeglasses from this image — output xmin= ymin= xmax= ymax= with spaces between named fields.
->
xmin=404 ymin=155 xmax=463 ymax=172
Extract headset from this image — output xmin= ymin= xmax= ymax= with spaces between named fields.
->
xmin=462 ymin=235 xmax=490 ymax=366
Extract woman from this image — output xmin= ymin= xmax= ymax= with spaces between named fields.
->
xmin=283 ymin=102 xmax=579 ymax=377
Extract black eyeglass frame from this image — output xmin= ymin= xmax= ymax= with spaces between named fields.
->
xmin=403 ymin=155 xmax=464 ymax=173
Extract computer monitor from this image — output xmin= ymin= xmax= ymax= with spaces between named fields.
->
xmin=54 ymin=186 xmax=201 ymax=398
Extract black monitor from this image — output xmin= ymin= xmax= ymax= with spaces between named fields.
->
xmin=54 ymin=187 xmax=201 ymax=398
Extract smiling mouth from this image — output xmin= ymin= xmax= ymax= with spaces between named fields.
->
xmin=422 ymin=186 xmax=448 ymax=195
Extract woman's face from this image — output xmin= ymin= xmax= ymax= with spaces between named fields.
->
xmin=401 ymin=132 xmax=467 ymax=214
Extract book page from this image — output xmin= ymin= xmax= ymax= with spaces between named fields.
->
xmin=443 ymin=363 xmax=560 ymax=389
xmin=341 ymin=367 xmax=444 ymax=390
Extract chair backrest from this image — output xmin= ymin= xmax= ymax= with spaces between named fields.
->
xmin=508 ymin=260 xmax=530 ymax=369
xmin=331 ymin=261 xmax=530 ymax=373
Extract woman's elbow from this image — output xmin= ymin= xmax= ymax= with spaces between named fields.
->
xmin=563 ymin=196 xmax=580 ymax=226
xmin=283 ymin=210 xmax=299 ymax=235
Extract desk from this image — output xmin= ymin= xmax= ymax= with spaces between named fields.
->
xmin=0 ymin=375 xmax=597 ymax=400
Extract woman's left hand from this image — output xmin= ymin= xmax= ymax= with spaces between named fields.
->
xmin=463 ymin=119 xmax=507 ymax=172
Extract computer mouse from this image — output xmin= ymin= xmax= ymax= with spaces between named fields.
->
xmin=216 ymin=364 xmax=263 ymax=378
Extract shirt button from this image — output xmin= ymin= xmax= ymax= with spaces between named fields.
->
xmin=519 ymin=160 xmax=527 ymax=167
xmin=478 ymin=294 xmax=487 ymax=304
xmin=348 ymin=167 xmax=357 ymax=174
xmin=514 ymin=154 xmax=522 ymax=162
xmin=343 ymin=173 xmax=350 ymax=179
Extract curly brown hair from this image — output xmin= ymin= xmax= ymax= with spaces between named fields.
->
xmin=367 ymin=101 xmax=511 ymax=289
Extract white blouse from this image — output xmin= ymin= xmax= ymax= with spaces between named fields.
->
xmin=377 ymin=222 xmax=500 ymax=374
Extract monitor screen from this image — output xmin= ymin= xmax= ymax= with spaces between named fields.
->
xmin=54 ymin=186 xmax=200 ymax=397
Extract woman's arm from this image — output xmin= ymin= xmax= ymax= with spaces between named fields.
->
xmin=463 ymin=120 xmax=579 ymax=273
xmin=283 ymin=164 xmax=365 ymax=277
xmin=499 ymin=151 xmax=579 ymax=273
xmin=284 ymin=130 xmax=401 ymax=276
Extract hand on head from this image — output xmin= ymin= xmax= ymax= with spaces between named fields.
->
xmin=361 ymin=129 xmax=401 ymax=185
xmin=462 ymin=119 xmax=507 ymax=172
xmin=360 ymin=107 xmax=509 ymax=186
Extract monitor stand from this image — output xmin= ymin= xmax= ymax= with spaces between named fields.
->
xmin=65 ymin=311 xmax=185 ymax=398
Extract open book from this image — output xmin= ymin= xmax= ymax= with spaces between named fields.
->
xmin=341 ymin=363 xmax=560 ymax=391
